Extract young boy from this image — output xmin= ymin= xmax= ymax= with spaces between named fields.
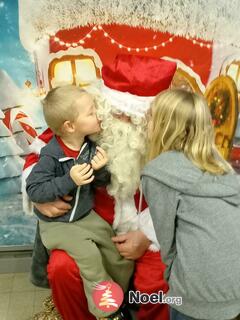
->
xmin=26 ymin=85 xmax=134 ymax=320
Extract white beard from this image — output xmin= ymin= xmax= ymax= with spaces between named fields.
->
xmin=85 ymin=90 xmax=159 ymax=247
xmin=95 ymin=97 xmax=148 ymax=201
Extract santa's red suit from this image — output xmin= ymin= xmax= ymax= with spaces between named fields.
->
xmin=22 ymin=54 xmax=176 ymax=320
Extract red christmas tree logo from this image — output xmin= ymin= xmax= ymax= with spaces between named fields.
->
xmin=92 ymin=281 xmax=124 ymax=312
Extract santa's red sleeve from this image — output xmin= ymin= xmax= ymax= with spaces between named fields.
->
xmin=21 ymin=128 xmax=53 ymax=215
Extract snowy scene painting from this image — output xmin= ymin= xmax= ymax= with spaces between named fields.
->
xmin=0 ymin=0 xmax=46 ymax=247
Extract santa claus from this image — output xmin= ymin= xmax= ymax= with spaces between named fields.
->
xmin=22 ymin=54 xmax=176 ymax=320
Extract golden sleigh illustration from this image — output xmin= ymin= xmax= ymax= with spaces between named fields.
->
xmin=172 ymin=68 xmax=239 ymax=161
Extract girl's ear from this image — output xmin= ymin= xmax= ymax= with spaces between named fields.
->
xmin=62 ymin=120 xmax=75 ymax=133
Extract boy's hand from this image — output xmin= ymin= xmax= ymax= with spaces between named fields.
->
xmin=91 ymin=147 xmax=108 ymax=170
xmin=70 ymin=163 xmax=94 ymax=186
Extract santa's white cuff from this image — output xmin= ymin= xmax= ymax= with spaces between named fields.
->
xmin=21 ymin=136 xmax=46 ymax=215
xmin=138 ymin=207 xmax=160 ymax=252
xmin=21 ymin=163 xmax=36 ymax=216
xmin=113 ymin=197 xmax=138 ymax=234
xmin=29 ymin=137 xmax=46 ymax=154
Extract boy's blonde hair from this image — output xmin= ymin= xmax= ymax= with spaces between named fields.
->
xmin=148 ymin=89 xmax=233 ymax=175
xmin=42 ymin=85 xmax=87 ymax=135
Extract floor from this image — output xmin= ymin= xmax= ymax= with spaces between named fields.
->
xmin=3 ymin=273 xmax=239 ymax=320
xmin=0 ymin=272 xmax=51 ymax=320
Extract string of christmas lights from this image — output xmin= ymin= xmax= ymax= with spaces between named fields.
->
xmin=47 ymin=25 xmax=213 ymax=50
xmin=185 ymin=35 xmax=212 ymax=49
xmin=99 ymin=25 xmax=175 ymax=52
xmin=51 ymin=25 xmax=98 ymax=47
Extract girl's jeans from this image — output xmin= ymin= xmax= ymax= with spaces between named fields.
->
xmin=170 ymin=308 xmax=197 ymax=320
xmin=170 ymin=307 xmax=240 ymax=320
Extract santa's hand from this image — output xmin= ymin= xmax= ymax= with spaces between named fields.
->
xmin=34 ymin=195 xmax=73 ymax=218
xmin=112 ymin=230 xmax=151 ymax=260
xmin=91 ymin=147 xmax=108 ymax=170
xmin=70 ymin=163 xmax=94 ymax=186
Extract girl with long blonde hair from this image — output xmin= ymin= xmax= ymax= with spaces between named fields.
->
xmin=147 ymin=89 xmax=233 ymax=174
xmin=142 ymin=89 xmax=240 ymax=320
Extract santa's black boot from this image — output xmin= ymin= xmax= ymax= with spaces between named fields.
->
xmin=99 ymin=303 xmax=133 ymax=320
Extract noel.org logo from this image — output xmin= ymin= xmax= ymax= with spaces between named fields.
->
xmin=92 ymin=281 xmax=124 ymax=312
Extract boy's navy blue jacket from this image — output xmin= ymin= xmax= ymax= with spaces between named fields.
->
xmin=26 ymin=136 xmax=110 ymax=222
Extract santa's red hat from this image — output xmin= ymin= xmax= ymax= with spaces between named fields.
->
xmin=101 ymin=54 xmax=177 ymax=117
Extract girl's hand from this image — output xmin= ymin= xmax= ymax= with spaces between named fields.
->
xmin=70 ymin=163 xmax=94 ymax=186
xmin=91 ymin=147 xmax=108 ymax=170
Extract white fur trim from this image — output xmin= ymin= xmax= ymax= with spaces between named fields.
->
xmin=113 ymin=197 xmax=138 ymax=234
xmin=21 ymin=163 xmax=36 ymax=215
xmin=113 ymin=196 xmax=160 ymax=252
xmin=101 ymin=83 xmax=154 ymax=117
xmin=29 ymin=137 xmax=46 ymax=155
xmin=138 ymin=207 xmax=160 ymax=252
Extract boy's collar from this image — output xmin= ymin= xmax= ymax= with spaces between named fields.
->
xmin=40 ymin=135 xmax=90 ymax=161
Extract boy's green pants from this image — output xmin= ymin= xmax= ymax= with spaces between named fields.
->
xmin=39 ymin=210 xmax=134 ymax=318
